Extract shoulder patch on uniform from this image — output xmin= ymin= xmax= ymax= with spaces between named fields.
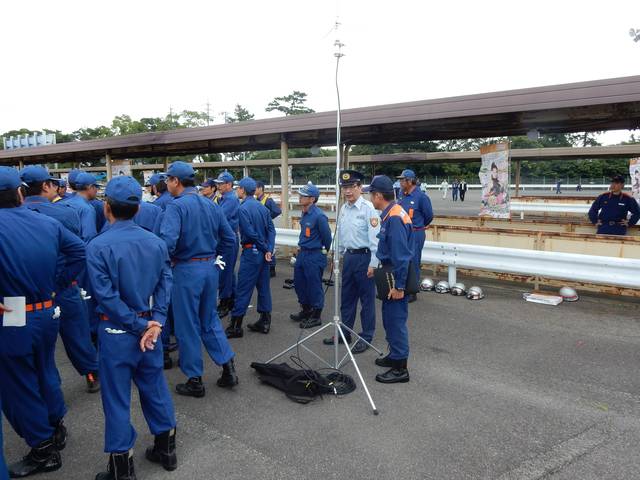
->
xmin=370 ymin=217 xmax=379 ymax=228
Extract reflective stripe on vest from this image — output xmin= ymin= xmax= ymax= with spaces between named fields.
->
xmin=383 ymin=204 xmax=412 ymax=225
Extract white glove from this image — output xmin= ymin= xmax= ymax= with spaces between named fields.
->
xmin=215 ymin=255 xmax=226 ymax=270
xmin=80 ymin=288 xmax=92 ymax=300
xmin=53 ymin=306 xmax=61 ymax=319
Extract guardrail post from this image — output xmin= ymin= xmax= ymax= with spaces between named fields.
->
xmin=448 ymin=265 xmax=457 ymax=285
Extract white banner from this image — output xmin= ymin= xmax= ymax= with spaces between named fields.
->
xmin=631 ymin=158 xmax=640 ymax=205
xmin=479 ymin=142 xmax=510 ymax=218
xmin=111 ymin=159 xmax=131 ymax=178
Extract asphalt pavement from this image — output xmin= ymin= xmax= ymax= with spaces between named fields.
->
xmin=4 ymin=270 xmax=640 ymax=480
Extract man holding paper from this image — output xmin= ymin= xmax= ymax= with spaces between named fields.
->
xmin=0 ymin=166 xmax=86 ymax=478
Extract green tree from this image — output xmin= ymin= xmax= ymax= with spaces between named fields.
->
xmin=226 ymin=104 xmax=255 ymax=123
xmin=266 ymin=91 xmax=314 ymax=115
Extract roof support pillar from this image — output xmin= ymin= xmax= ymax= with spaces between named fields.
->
xmin=280 ymin=138 xmax=290 ymax=227
xmin=342 ymin=144 xmax=351 ymax=170
xmin=105 ymin=153 xmax=112 ymax=181
xmin=163 ymin=157 xmax=169 ymax=172
xmin=514 ymin=159 xmax=521 ymax=198
xmin=18 ymin=160 xmax=24 ymax=170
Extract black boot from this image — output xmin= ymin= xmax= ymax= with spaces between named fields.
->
xmin=217 ymin=359 xmax=239 ymax=388
xmin=163 ymin=351 xmax=173 ymax=370
xmin=290 ymin=304 xmax=311 ymax=322
xmin=86 ymin=371 xmax=100 ymax=393
xmin=300 ymin=308 xmax=322 ymax=329
xmin=145 ymin=428 xmax=177 ymax=471
xmin=175 ymin=376 xmax=205 ymax=398
xmin=52 ymin=419 xmax=67 ymax=451
xmin=375 ymin=359 xmax=410 ymax=384
xmin=322 ymin=335 xmax=349 ymax=346
xmin=95 ymin=450 xmax=136 ymax=480
xmin=270 ymin=265 xmax=276 ymax=278
xmin=8 ymin=439 xmax=61 ymax=478
xmin=217 ymin=298 xmax=233 ymax=318
xmin=408 ymin=293 xmax=418 ymax=303
xmin=225 ymin=316 xmax=244 ymax=338
xmin=247 ymin=312 xmax=271 ymax=334
xmin=375 ymin=354 xmax=392 ymax=367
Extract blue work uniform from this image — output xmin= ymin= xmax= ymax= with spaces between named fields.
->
xmin=62 ymin=194 xmax=97 ymax=242
xmin=588 ymin=191 xmax=640 ymax=235
xmin=218 ymin=190 xmax=240 ymax=301
xmin=23 ymin=196 xmax=98 ymax=376
xmin=257 ymin=193 xmax=281 ymax=268
xmin=338 ymin=196 xmax=380 ymax=342
xmin=134 ymin=201 xmax=161 ymax=232
xmin=90 ymin=198 xmax=106 ymax=232
xmin=86 ymin=220 xmax=176 ymax=453
xmin=153 ymin=191 xmax=172 ymax=211
xmin=160 ymin=187 xmax=237 ymax=378
xmin=399 ymin=187 xmax=433 ymax=281
xmin=294 ymin=204 xmax=333 ymax=310
xmin=376 ymin=203 xmax=413 ymax=360
xmin=0 ymin=207 xmax=85 ymax=448
xmin=230 ymin=197 xmax=276 ymax=317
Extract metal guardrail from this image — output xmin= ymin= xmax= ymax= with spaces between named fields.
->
xmin=510 ymin=201 xmax=590 ymax=214
xmin=275 ymin=228 xmax=640 ymax=289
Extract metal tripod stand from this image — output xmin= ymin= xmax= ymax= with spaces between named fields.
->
xmin=265 ymin=33 xmax=382 ymax=414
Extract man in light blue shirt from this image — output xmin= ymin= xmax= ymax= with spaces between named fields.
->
xmin=323 ymin=170 xmax=380 ymax=354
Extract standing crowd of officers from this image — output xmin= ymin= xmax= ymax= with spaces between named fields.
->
xmin=0 ymin=161 xmax=433 ymax=480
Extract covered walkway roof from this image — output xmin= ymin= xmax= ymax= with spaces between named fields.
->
xmin=2 ymin=75 xmax=640 ymax=165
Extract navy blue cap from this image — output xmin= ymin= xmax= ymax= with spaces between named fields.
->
xmin=339 ymin=169 xmax=364 ymax=186
xmin=105 ymin=176 xmax=142 ymax=205
xmin=214 ymin=171 xmax=234 ymax=184
xmin=56 ymin=178 xmax=67 ymax=188
xmin=298 ymin=181 xmax=320 ymax=198
xmin=148 ymin=173 xmax=166 ymax=186
xmin=68 ymin=169 xmax=86 ymax=184
xmin=0 ymin=167 xmax=22 ymax=191
xmin=20 ymin=165 xmax=56 ymax=184
xmin=74 ymin=173 xmax=99 ymax=188
xmin=200 ymin=178 xmax=216 ymax=188
xmin=611 ymin=174 xmax=625 ymax=184
xmin=397 ymin=169 xmax=417 ymax=180
xmin=363 ymin=175 xmax=394 ymax=194
xmin=238 ymin=177 xmax=257 ymax=194
xmin=167 ymin=161 xmax=195 ymax=180
xmin=255 ymin=180 xmax=266 ymax=189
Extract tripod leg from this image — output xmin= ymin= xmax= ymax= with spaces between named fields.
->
xmin=340 ymin=324 xmax=384 ymax=356
xmin=337 ymin=324 xmax=379 ymax=415
xmin=265 ymin=322 xmax=333 ymax=364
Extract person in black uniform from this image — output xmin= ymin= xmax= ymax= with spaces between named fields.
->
xmin=588 ymin=175 xmax=640 ymax=235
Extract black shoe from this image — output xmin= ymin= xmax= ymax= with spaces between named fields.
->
xmin=86 ymin=371 xmax=100 ymax=393
xmin=95 ymin=450 xmax=136 ymax=480
xmin=300 ymin=309 xmax=322 ymax=329
xmin=217 ymin=298 xmax=234 ymax=318
xmin=290 ymin=305 xmax=311 ymax=322
xmin=145 ymin=428 xmax=177 ymax=472
xmin=375 ymin=359 xmax=410 ymax=384
xmin=167 ymin=341 xmax=179 ymax=353
xmin=408 ymin=293 xmax=418 ymax=303
xmin=8 ymin=439 xmax=61 ymax=478
xmin=247 ymin=312 xmax=271 ymax=334
xmin=217 ymin=359 xmax=239 ymax=388
xmin=176 ymin=377 xmax=205 ymax=398
xmin=375 ymin=355 xmax=392 ymax=367
xmin=351 ymin=339 xmax=369 ymax=355
xmin=163 ymin=352 xmax=173 ymax=370
xmin=270 ymin=266 xmax=276 ymax=278
xmin=52 ymin=419 xmax=67 ymax=451
xmin=225 ymin=316 xmax=244 ymax=338
xmin=322 ymin=335 xmax=349 ymax=346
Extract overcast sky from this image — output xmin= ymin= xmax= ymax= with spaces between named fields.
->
xmin=1 ymin=0 xmax=639 ymax=144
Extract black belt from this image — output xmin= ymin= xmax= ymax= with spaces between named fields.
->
xmin=346 ymin=248 xmax=370 ymax=254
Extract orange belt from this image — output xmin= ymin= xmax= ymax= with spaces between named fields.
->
xmin=242 ymin=244 xmax=254 ymax=249
xmin=25 ymin=300 xmax=54 ymax=313
xmin=100 ymin=311 xmax=152 ymax=321
xmin=189 ymin=256 xmax=213 ymax=262
xmin=70 ymin=281 xmax=78 ymax=286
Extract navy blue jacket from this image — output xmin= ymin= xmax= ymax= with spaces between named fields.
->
xmin=298 ymin=204 xmax=332 ymax=251
xmin=376 ymin=203 xmax=413 ymax=290
xmin=588 ymin=191 xmax=640 ymax=235
xmin=238 ymin=197 xmax=276 ymax=254
xmin=399 ymin=187 xmax=433 ymax=229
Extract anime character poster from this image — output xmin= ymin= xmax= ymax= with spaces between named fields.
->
xmin=631 ymin=158 xmax=640 ymax=206
xmin=479 ymin=142 xmax=510 ymax=218
xmin=110 ymin=159 xmax=131 ymax=178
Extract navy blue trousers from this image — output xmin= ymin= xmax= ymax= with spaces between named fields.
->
xmin=57 ymin=285 xmax=98 ymax=375
xmin=0 ymin=308 xmax=66 ymax=447
xmin=231 ymin=248 xmax=272 ymax=317
xmin=381 ymin=296 xmax=409 ymax=360
xmin=293 ymin=250 xmax=327 ymax=310
xmin=0 ymin=396 xmax=8 ymax=480
xmin=219 ymin=235 xmax=239 ymax=300
xmin=412 ymin=229 xmax=426 ymax=282
xmin=340 ymin=252 xmax=376 ymax=341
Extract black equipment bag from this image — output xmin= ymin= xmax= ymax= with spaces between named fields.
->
xmin=374 ymin=261 xmax=419 ymax=300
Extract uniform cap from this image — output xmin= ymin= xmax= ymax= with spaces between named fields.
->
xmin=20 ymin=165 xmax=56 ymax=184
xmin=339 ymin=169 xmax=364 ymax=186
xmin=298 ymin=181 xmax=320 ymax=198
xmin=56 ymin=178 xmax=67 ymax=188
xmin=363 ymin=175 xmax=394 ymax=194
xmin=0 ymin=166 xmax=22 ymax=191
xmin=167 ymin=161 xmax=195 ymax=180
xmin=397 ymin=169 xmax=417 ymax=180
xmin=105 ymin=176 xmax=142 ymax=205
xmin=148 ymin=173 xmax=167 ymax=186
xmin=200 ymin=178 xmax=216 ymax=188
xmin=610 ymin=174 xmax=625 ymax=184
xmin=214 ymin=171 xmax=234 ymax=184
xmin=238 ymin=177 xmax=257 ymax=195
xmin=255 ymin=180 xmax=266 ymax=190
xmin=68 ymin=169 xmax=86 ymax=184
xmin=74 ymin=172 xmax=99 ymax=188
